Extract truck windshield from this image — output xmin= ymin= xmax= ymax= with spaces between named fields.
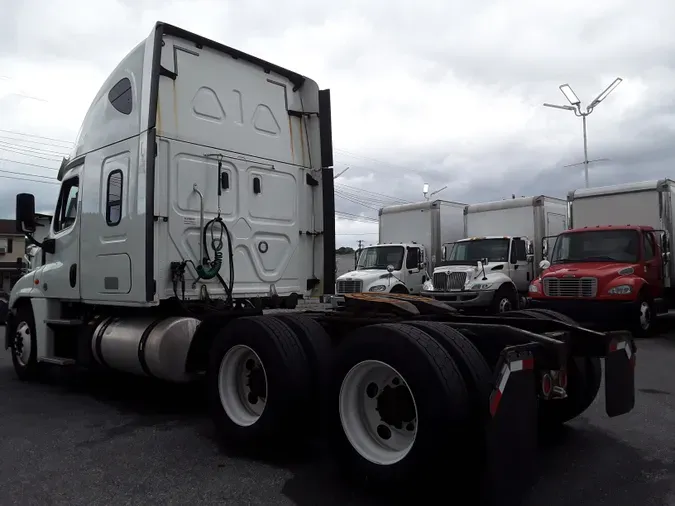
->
xmin=445 ymin=239 xmax=509 ymax=263
xmin=551 ymin=229 xmax=640 ymax=264
xmin=356 ymin=246 xmax=404 ymax=270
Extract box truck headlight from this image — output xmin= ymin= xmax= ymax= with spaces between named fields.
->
xmin=470 ymin=282 xmax=493 ymax=290
xmin=528 ymin=284 xmax=539 ymax=293
xmin=422 ymin=279 xmax=434 ymax=291
xmin=369 ymin=285 xmax=387 ymax=292
xmin=608 ymin=284 xmax=632 ymax=295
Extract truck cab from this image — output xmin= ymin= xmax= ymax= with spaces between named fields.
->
xmin=335 ymin=242 xmax=427 ymax=294
xmin=529 ymin=225 xmax=670 ymax=335
xmin=422 ymin=236 xmax=534 ymax=313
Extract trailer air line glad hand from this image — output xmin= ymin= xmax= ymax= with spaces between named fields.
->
xmin=173 ymin=155 xmax=235 ymax=304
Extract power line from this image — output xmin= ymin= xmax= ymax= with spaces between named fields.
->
xmin=0 ymin=145 xmax=62 ymax=161
xmin=0 ymin=174 xmax=59 ymax=185
xmin=0 ymin=140 xmax=68 ymax=157
xmin=0 ymin=128 xmax=73 ymax=146
xmin=0 ymin=158 xmax=59 ymax=171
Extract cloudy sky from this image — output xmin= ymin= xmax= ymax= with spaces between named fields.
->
xmin=1 ymin=0 xmax=674 ymax=248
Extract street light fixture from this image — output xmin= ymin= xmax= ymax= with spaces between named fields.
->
xmin=423 ymin=183 xmax=448 ymax=201
xmin=543 ymin=77 xmax=623 ymax=188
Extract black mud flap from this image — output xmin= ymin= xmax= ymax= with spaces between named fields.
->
xmin=482 ymin=347 xmax=538 ymax=506
xmin=604 ymin=335 xmax=636 ymax=417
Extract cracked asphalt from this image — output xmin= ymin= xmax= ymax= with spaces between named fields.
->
xmin=1 ymin=318 xmax=674 ymax=506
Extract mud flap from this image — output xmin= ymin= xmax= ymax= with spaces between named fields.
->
xmin=605 ymin=337 xmax=636 ymax=417
xmin=482 ymin=348 xmax=538 ymax=506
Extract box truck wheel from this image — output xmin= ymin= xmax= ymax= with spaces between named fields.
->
xmin=490 ymin=285 xmax=518 ymax=314
xmin=539 ymin=357 xmax=602 ymax=428
xmin=330 ymin=323 xmax=473 ymax=495
xmin=11 ymin=304 xmax=40 ymax=381
xmin=631 ymin=291 xmax=655 ymax=338
xmin=207 ymin=316 xmax=312 ymax=451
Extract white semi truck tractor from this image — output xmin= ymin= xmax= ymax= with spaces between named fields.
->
xmin=4 ymin=22 xmax=638 ymax=505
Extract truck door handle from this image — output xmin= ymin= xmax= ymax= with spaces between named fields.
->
xmin=69 ymin=264 xmax=77 ymax=288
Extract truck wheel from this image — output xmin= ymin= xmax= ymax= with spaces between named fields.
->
xmin=330 ymin=323 xmax=473 ymax=494
xmin=269 ymin=314 xmax=332 ymax=431
xmin=207 ymin=316 xmax=311 ymax=451
xmin=631 ymin=292 xmax=655 ymax=338
xmin=490 ymin=285 xmax=518 ymax=314
xmin=389 ymin=284 xmax=409 ymax=294
xmin=404 ymin=321 xmax=493 ymax=417
xmin=11 ymin=304 xmax=40 ymax=381
xmin=539 ymin=357 xmax=602 ymax=427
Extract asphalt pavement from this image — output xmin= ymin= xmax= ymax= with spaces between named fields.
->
xmin=1 ymin=322 xmax=674 ymax=506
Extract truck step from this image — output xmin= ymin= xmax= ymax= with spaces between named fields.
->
xmin=39 ymin=356 xmax=76 ymax=366
xmin=44 ymin=318 xmax=83 ymax=327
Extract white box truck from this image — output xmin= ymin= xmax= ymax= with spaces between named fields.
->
xmin=335 ymin=199 xmax=465 ymax=295
xmin=2 ymin=22 xmax=637 ymax=504
xmin=530 ymin=179 xmax=675 ymax=335
xmin=422 ymin=196 xmax=568 ymax=313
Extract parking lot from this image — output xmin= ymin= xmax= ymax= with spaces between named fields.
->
xmin=1 ymin=321 xmax=675 ymax=506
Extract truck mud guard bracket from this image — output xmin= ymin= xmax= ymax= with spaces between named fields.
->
xmin=605 ymin=335 xmax=637 ymax=417
xmin=483 ymin=346 xmax=538 ymax=506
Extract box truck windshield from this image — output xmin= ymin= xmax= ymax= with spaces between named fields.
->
xmin=357 ymin=245 xmax=404 ymax=270
xmin=445 ymin=239 xmax=510 ymax=263
xmin=551 ymin=229 xmax=640 ymax=264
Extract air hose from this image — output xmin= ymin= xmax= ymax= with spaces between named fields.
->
xmin=197 ymin=217 xmax=224 ymax=280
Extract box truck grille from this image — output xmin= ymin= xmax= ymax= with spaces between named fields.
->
xmin=336 ymin=280 xmax=363 ymax=294
xmin=543 ymin=277 xmax=598 ymax=297
xmin=433 ymin=272 xmax=467 ymax=291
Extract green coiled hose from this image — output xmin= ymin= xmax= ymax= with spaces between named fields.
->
xmin=197 ymin=217 xmax=224 ymax=280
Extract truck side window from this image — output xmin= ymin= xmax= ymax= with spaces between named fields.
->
xmin=54 ymin=177 xmax=80 ymax=233
xmin=108 ymin=77 xmax=133 ymax=115
xmin=406 ymin=247 xmax=419 ymax=269
xmin=511 ymin=239 xmax=527 ymax=262
xmin=643 ymin=232 xmax=655 ymax=260
xmin=106 ymin=170 xmax=123 ymax=226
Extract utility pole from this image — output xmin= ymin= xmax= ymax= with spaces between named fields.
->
xmin=357 ymin=239 xmax=364 ymax=249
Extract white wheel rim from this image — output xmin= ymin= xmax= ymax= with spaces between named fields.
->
xmin=339 ymin=360 xmax=418 ymax=466
xmin=14 ymin=321 xmax=32 ymax=367
xmin=218 ymin=345 xmax=268 ymax=427
xmin=499 ymin=297 xmax=511 ymax=312
xmin=639 ymin=301 xmax=651 ymax=330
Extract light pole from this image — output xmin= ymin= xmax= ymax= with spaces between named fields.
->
xmin=543 ymin=77 xmax=622 ymax=188
xmin=423 ymin=183 xmax=448 ymax=201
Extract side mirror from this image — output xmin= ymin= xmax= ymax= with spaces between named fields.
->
xmin=441 ymin=245 xmax=447 ymax=259
xmin=16 ymin=193 xmax=36 ymax=234
xmin=386 ymin=264 xmax=395 ymax=273
xmin=481 ymin=257 xmax=489 ymax=266
xmin=526 ymin=254 xmax=534 ymax=263
xmin=526 ymin=241 xmax=534 ymax=255
xmin=418 ymin=262 xmax=424 ymax=270
xmin=539 ymin=259 xmax=551 ymax=271
xmin=664 ymin=251 xmax=671 ymax=264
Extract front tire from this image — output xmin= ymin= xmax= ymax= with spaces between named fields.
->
xmin=11 ymin=305 xmax=39 ymax=381
xmin=631 ymin=292 xmax=655 ymax=338
xmin=490 ymin=285 xmax=518 ymax=314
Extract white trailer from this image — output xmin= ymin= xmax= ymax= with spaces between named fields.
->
xmin=3 ymin=22 xmax=638 ymax=505
xmin=334 ymin=200 xmax=465 ymax=295
xmin=423 ymin=196 xmax=567 ymax=313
